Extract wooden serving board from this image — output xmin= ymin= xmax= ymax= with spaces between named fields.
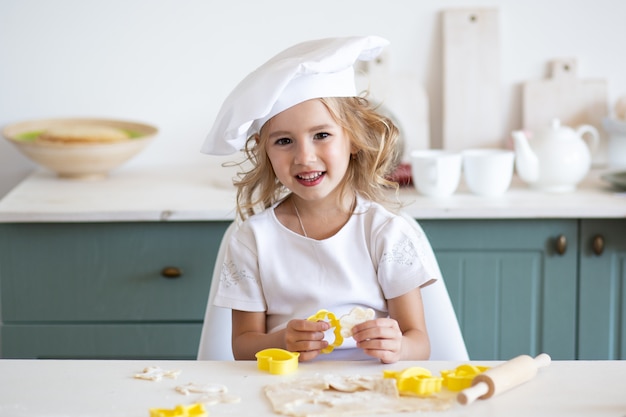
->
xmin=523 ymin=58 xmax=608 ymax=130
xmin=442 ymin=8 xmax=501 ymax=151
xmin=356 ymin=51 xmax=430 ymax=161
xmin=386 ymin=73 xmax=429 ymax=161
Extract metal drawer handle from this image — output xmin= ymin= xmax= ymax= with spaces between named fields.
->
xmin=592 ymin=235 xmax=605 ymax=256
xmin=161 ymin=266 xmax=183 ymax=279
xmin=555 ymin=235 xmax=567 ymax=255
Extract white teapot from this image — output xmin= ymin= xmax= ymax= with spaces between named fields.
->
xmin=512 ymin=119 xmax=599 ymax=192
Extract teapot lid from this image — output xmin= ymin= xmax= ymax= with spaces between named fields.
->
xmin=544 ymin=118 xmax=576 ymax=138
xmin=550 ymin=119 xmax=569 ymax=131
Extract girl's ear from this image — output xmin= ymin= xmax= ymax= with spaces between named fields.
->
xmin=350 ymin=143 xmax=359 ymax=158
xmin=254 ymin=133 xmax=261 ymax=144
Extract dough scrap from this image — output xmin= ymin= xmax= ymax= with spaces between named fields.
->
xmin=264 ymin=374 xmax=454 ymax=416
xmin=339 ymin=307 xmax=375 ymax=338
xmin=134 ymin=366 xmax=181 ymax=381
xmin=175 ymin=382 xmax=241 ymax=405
xmin=175 ymin=382 xmax=228 ymax=396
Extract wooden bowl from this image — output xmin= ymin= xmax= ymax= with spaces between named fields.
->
xmin=2 ymin=118 xmax=158 ymax=179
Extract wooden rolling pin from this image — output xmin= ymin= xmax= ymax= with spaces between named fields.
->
xmin=458 ymin=353 xmax=551 ymax=405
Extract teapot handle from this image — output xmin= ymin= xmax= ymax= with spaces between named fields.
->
xmin=576 ymin=124 xmax=600 ymax=154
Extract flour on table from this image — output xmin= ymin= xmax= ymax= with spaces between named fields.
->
xmin=134 ymin=366 xmax=181 ymax=381
xmin=264 ymin=374 xmax=455 ymax=416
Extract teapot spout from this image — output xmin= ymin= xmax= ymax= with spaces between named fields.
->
xmin=512 ymin=130 xmax=540 ymax=183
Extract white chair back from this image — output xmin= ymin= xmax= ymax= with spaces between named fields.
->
xmin=197 ymin=222 xmax=237 ymax=360
xmin=398 ymin=212 xmax=469 ymax=361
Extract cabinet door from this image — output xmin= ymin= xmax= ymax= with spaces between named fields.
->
xmin=579 ymin=219 xmax=626 ymax=360
xmin=0 ymin=221 xmax=230 ymax=359
xmin=420 ymin=220 xmax=577 ymax=360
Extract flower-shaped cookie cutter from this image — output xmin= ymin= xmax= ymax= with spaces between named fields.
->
xmin=440 ymin=364 xmax=490 ymax=391
xmin=307 ymin=309 xmax=344 ymax=354
xmin=383 ymin=367 xmax=443 ymax=397
xmin=255 ymin=348 xmax=300 ymax=374
xmin=149 ymin=403 xmax=206 ymax=417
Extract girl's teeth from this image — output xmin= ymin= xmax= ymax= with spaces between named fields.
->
xmin=298 ymin=172 xmax=322 ymax=180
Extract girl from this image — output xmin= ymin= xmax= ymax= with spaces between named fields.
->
xmin=202 ymin=36 xmax=437 ymax=363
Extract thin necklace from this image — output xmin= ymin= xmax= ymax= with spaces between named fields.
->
xmin=292 ymin=199 xmax=308 ymax=238
xmin=291 ymin=197 xmax=357 ymax=238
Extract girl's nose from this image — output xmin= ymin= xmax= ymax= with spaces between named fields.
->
xmin=294 ymin=140 xmax=316 ymax=165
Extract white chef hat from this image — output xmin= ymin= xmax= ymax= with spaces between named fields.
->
xmin=201 ymin=35 xmax=390 ymax=155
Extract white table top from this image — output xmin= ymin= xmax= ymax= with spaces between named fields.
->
xmin=0 ymin=163 xmax=625 ymax=222
xmin=0 ymin=359 xmax=623 ymax=417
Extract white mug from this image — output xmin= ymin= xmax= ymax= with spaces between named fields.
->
xmin=410 ymin=150 xmax=462 ymax=197
xmin=462 ymin=149 xmax=515 ymax=196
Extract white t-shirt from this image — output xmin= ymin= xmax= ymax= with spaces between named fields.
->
xmin=213 ymin=196 xmax=437 ymax=359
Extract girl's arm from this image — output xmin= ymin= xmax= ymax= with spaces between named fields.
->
xmin=351 ymin=287 xmax=430 ymax=363
xmin=231 ymin=310 xmax=330 ymax=361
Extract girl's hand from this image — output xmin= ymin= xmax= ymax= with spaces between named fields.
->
xmin=285 ymin=318 xmax=330 ymax=361
xmin=351 ymin=318 xmax=404 ymax=364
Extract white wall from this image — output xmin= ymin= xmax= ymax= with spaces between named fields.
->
xmin=1 ymin=0 xmax=625 ymax=198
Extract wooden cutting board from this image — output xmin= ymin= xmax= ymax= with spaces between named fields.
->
xmin=523 ymin=58 xmax=608 ymax=131
xmin=356 ymin=52 xmax=430 ymax=161
xmin=386 ymin=73 xmax=430 ymax=161
xmin=442 ymin=8 xmax=501 ymax=151
xmin=523 ymin=58 xmax=609 ymax=164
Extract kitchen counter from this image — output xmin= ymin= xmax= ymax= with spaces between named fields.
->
xmin=0 ymin=359 xmax=623 ymax=417
xmin=0 ymin=164 xmax=625 ymax=222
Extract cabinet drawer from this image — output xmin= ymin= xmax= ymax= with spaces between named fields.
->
xmin=1 ymin=323 xmax=202 ymax=359
xmin=0 ymin=222 xmax=229 ymax=322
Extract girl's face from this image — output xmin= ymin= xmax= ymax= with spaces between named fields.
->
xmin=264 ymin=99 xmax=353 ymax=203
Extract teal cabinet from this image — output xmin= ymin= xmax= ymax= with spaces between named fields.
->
xmin=0 ymin=222 xmax=230 ymax=359
xmin=420 ymin=220 xmax=578 ymax=361
xmin=1 ymin=218 xmax=623 ymax=360
xmin=578 ymin=219 xmax=626 ymax=360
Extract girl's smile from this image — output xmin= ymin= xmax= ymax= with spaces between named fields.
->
xmin=296 ymin=171 xmax=325 ymax=186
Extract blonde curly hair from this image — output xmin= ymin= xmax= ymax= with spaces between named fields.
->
xmin=232 ymin=96 xmax=401 ymax=221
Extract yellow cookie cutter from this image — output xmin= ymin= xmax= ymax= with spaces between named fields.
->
xmin=307 ymin=309 xmax=344 ymax=354
xmin=255 ymin=348 xmax=300 ymax=375
xmin=149 ymin=403 xmax=207 ymax=417
xmin=383 ymin=367 xmax=443 ymax=397
xmin=440 ymin=364 xmax=490 ymax=391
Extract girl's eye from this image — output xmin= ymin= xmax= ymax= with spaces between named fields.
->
xmin=314 ymin=132 xmax=330 ymax=140
xmin=275 ymin=138 xmax=292 ymax=146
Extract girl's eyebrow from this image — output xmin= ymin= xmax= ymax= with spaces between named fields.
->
xmin=268 ymin=124 xmax=335 ymax=139
xmin=309 ymin=124 xmax=334 ymax=132
xmin=268 ymin=130 xmax=291 ymax=139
